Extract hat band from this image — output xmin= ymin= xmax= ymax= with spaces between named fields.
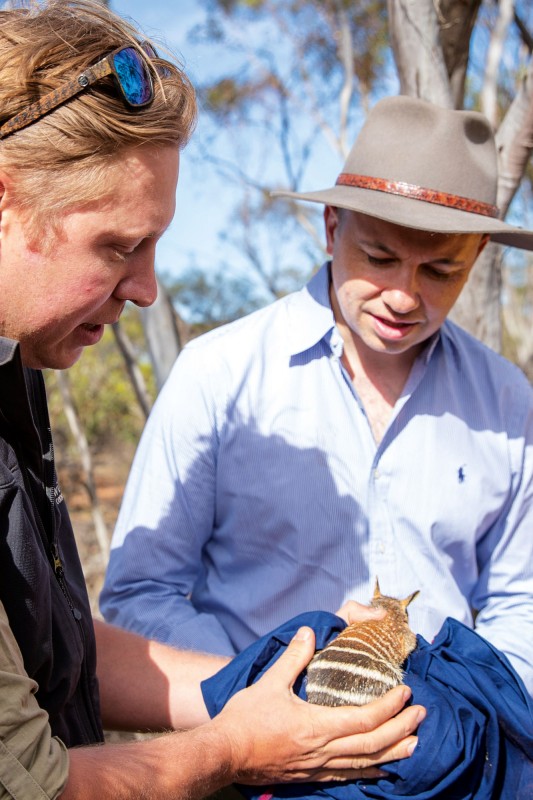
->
xmin=336 ymin=173 xmax=500 ymax=218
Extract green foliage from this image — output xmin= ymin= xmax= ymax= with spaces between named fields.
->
xmin=204 ymin=75 xmax=281 ymax=117
xmin=45 ymin=306 xmax=156 ymax=453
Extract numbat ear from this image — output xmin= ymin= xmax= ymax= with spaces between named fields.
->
xmin=400 ymin=590 xmax=420 ymax=610
xmin=373 ymin=577 xmax=419 ymax=608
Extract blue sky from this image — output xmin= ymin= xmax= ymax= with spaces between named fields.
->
xmin=113 ymin=1 xmax=233 ymax=282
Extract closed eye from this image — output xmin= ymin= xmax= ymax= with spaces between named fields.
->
xmin=367 ymin=255 xmax=395 ymax=266
xmin=109 ymin=239 xmax=149 ymax=262
xmin=424 ymin=265 xmax=465 ymax=281
xmin=110 ymin=247 xmax=133 ymax=262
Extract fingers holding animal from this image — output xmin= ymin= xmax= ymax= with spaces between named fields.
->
xmin=315 ymin=690 xmax=425 ymax=767
xmin=210 ymin=630 xmax=423 ymax=785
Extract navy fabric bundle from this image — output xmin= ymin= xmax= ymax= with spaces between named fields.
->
xmin=201 ymin=612 xmax=533 ymax=799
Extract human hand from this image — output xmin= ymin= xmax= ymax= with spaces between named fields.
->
xmin=211 ymin=626 xmax=425 ymax=785
xmin=335 ymin=599 xmax=386 ymax=626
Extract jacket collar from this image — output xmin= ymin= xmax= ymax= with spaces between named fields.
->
xmin=0 ymin=336 xmax=44 ymax=476
xmin=0 ymin=336 xmax=20 ymax=367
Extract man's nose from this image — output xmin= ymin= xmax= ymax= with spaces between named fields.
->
xmin=381 ymin=269 xmax=420 ymax=314
xmin=114 ymin=258 xmax=158 ymax=308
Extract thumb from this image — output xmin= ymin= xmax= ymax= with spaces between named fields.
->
xmin=259 ymin=626 xmax=316 ymax=689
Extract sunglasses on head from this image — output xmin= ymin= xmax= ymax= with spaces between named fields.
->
xmin=0 ymin=42 xmax=161 ymax=140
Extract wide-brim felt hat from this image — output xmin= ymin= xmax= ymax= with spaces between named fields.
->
xmin=272 ymin=95 xmax=533 ymax=251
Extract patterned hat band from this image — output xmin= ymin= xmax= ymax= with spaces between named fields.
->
xmin=335 ymin=173 xmax=500 ymax=219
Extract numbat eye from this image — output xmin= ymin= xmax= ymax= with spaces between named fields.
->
xmin=306 ymin=578 xmax=419 ymax=707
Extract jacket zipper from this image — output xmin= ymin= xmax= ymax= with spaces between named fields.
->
xmin=44 ymin=430 xmax=82 ymax=619
xmin=44 ymin=424 xmax=102 ymax=742
xmin=49 ymin=539 xmax=82 ymax=620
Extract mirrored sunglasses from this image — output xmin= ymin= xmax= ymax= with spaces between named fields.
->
xmin=0 ymin=43 xmax=162 ymax=140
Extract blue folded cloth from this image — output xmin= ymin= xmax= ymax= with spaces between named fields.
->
xmin=201 ymin=613 xmax=533 ymax=799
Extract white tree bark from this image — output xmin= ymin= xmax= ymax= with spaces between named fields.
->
xmin=495 ymin=57 xmax=533 ymax=217
xmin=111 ymin=322 xmax=152 ymax=419
xmin=335 ymin=2 xmax=356 ymax=157
xmin=140 ymin=278 xmax=182 ymax=392
xmin=480 ymin=0 xmax=515 ymax=127
xmin=387 ymin=0 xmax=453 ymax=105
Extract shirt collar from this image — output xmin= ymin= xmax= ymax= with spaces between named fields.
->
xmin=423 ymin=329 xmax=441 ymax=363
xmin=288 ymin=262 xmax=336 ymax=356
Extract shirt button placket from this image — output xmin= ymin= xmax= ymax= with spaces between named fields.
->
xmin=368 ymin=459 xmax=393 ymax=589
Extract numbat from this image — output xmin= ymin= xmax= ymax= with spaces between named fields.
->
xmin=306 ymin=580 xmax=419 ymax=707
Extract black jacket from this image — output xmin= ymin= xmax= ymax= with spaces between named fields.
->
xmin=0 ymin=337 xmax=103 ymax=747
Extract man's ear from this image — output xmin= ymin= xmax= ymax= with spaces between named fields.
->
xmin=477 ymin=233 xmax=490 ymax=259
xmin=324 ymin=205 xmax=340 ymax=256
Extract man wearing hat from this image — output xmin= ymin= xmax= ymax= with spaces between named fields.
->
xmin=101 ymin=96 xmax=533 ymax=699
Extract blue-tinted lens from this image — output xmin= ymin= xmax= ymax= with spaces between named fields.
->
xmin=141 ymin=42 xmax=158 ymax=59
xmin=111 ymin=47 xmax=153 ymax=107
xmin=141 ymin=41 xmax=172 ymax=79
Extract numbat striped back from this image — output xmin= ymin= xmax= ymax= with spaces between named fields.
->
xmin=306 ymin=579 xmax=419 ymax=707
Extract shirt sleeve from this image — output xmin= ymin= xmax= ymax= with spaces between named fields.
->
xmin=100 ymin=341 xmax=237 ymax=656
xmin=472 ymin=385 xmax=533 ymax=697
xmin=0 ymin=599 xmax=69 ymax=800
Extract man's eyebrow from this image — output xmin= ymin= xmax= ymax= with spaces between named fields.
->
xmin=422 ymin=254 xmax=471 ymax=267
xmin=359 ymin=238 xmax=396 ymax=254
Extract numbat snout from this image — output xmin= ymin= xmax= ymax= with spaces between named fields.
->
xmin=306 ymin=579 xmax=419 ymax=707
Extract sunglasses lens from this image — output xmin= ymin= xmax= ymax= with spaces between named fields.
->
xmin=141 ymin=42 xmax=158 ymax=60
xmin=141 ymin=41 xmax=172 ymax=79
xmin=111 ymin=47 xmax=153 ymax=107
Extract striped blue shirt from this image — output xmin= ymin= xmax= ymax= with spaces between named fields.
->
xmin=101 ymin=263 xmax=533 ymax=695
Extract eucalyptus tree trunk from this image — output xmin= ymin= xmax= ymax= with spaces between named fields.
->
xmin=111 ymin=322 xmax=152 ymax=419
xmin=140 ymin=278 xmax=183 ymax=392
xmin=387 ymin=0 xmax=453 ymax=106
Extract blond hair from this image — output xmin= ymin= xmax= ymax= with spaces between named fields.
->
xmin=0 ymin=0 xmax=196 ymax=232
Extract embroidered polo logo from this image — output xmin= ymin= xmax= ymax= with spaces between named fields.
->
xmin=458 ymin=465 xmax=466 ymax=483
